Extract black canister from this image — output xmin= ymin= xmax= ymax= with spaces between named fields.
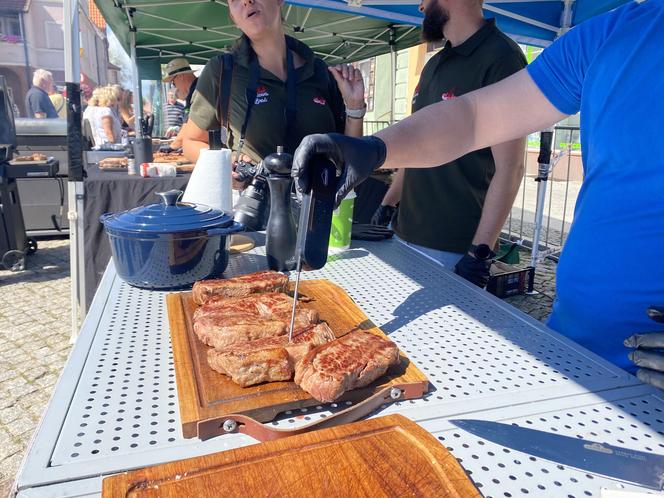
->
xmin=264 ymin=146 xmax=296 ymax=271
xmin=134 ymin=136 xmax=153 ymax=166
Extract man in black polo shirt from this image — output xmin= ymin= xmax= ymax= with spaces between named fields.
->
xmin=374 ymin=0 xmax=526 ymax=287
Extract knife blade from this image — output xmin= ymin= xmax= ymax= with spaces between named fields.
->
xmin=288 ymin=155 xmax=337 ymax=341
xmin=451 ymin=419 xmax=664 ymax=490
xmin=289 ymin=192 xmax=312 ymax=341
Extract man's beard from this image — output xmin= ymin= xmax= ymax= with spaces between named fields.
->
xmin=421 ymin=2 xmax=449 ymax=43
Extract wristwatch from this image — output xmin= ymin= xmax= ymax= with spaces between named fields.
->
xmin=345 ymin=103 xmax=367 ymax=119
xmin=469 ymin=243 xmax=496 ymax=261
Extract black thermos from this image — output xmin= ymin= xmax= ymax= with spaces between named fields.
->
xmin=264 ymin=146 xmax=296 ymax=271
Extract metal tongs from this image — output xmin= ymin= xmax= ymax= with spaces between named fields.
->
xmin=288 ymin=155 xmax=337 ymax=341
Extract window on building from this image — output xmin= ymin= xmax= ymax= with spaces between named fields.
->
xmin=0 ymin=14 xmax=21 ymax=38
xmin=45 ymin=21 xmax=64 ymax=49
xmin=356 ymin=58 xmax=375 ymax=112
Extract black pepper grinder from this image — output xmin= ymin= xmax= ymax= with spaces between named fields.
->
xmin=264 ymin=146 xmax=296 ymax=271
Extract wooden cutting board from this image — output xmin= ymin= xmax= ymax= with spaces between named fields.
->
xmin=102 ymin=414 xmax=479 ymax=498
xmin=167 ymin=279 xmax=429 ymax=439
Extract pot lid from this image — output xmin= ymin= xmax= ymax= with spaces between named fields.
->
xmin=101 ymin=190 xmax=234 ymax=233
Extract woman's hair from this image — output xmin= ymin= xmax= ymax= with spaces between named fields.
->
xmin=109 ymin=84 xmax=124 ymax=103
xmin=89 ymin=86 xmax=117 ymax=107
xmin=118 ymin=89 xmax=134 ymax=120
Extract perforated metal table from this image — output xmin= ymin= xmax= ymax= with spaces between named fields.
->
xmin=14 ymin=239 xmax=664 ymax=497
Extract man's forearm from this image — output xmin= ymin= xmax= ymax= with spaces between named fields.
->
xmin=183 ymin=138 xmax=208 ymax=163
xmin=344 ymin=116 xmax=363 ymax=137
xmin=382 ymin=168 xmax=404 ymax=207
xmin=374 ymin=70 xmax=566 ymax=171
xmin=471 ymin=140 xmax=526 ymax=248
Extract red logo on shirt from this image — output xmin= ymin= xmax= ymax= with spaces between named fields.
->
xmin=441 ymin=88 xmax=456 ymax=101
xmin=313 ymin=96 xmax=327 ymax=106
xmin=255 ymin=86 xmax=269 ymax=105
xmin=412 ymin=84 xmax=420 ymax=104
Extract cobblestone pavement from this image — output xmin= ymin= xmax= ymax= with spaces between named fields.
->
xmin=0 ymin=237 xmax=555 ymax=497
xmin=0 ymin=237 xmax=72 ymax=497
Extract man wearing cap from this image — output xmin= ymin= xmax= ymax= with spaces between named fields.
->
xmin=162 ymin=58 xmax=198 ymax=149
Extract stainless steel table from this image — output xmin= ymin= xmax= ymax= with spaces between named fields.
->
xmin=14 ymin=239 xmax=663 ymax=497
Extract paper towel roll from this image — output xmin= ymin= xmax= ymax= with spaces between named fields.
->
xmin=182 ymin=148 xmax=233 ymax=212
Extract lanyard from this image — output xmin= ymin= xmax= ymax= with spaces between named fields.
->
xmin=235 ymin=42 xmax=298 ymax=159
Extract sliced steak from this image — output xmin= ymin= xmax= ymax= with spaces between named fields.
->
xmin=192 ymin=270 xmax=289 ymax=305
xmin=194 ymin=292 xmax=296 ymax=320
xmin=294 ymin=330 xmax=400 ymax=403
xmin=194 ymin=314 xmax=287 ymax=349
xmin=193 ymin=310 xmax=318 ymax=349
xmin=193 ymin=292 xmax=319 ymax=325
xmin=208 ymin=347 xmax=293 ymax=387
xmin=207 ymin=323 xmax=337 ymax=387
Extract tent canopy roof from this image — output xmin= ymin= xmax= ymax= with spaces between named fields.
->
xmin=96 ymin=0 xmax=423 ymax=66
xmin=97 ymin=0 xmax=633 ymax=70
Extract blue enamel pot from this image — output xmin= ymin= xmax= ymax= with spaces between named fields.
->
xmin=100 ymin=189 xmax=244 ymax=290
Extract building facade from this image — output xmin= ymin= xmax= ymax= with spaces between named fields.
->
xmin=0 ymin=0 xmax=114 ymax=117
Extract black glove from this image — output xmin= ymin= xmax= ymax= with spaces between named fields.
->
xmin=371 ymin=204 xmax=396 ymax=227
xmin=351 ymin=223 xmax=394 ymax=241
xmin=454 ymin=253 xmax=493 ymax=288
xmin=292 ymin=133 xmax=387 ymax=206
xmin=624 ymin=307 xmax=664 ymax=389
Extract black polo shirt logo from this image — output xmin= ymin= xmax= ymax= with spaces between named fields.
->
xmin=441 ymin=88 xmax=456 ymax=101
xmin=255 ymin=85 xmax=269 ymax=105
xmin=412 ymin=84 xmax=420 ymax=106
xmin=313 ymin=95 xmax=327 ymax=106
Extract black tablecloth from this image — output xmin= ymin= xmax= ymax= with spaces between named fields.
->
xmin=84 ymin=164 xmax=190 ymax=309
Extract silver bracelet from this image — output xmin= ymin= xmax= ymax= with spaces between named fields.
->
xmin=345 ymin=103 xmax=367 ymax=119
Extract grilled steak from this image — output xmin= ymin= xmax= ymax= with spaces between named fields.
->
xmin=194 ymin=314 xmax=287 ymax=349
xmin=207 ymin=323 xmax=337 ymax=387
xmin=192 ymin=270 xmax=289 ymax=305
xmin=193 ymin=292 xmax=305 ymax=321
xmin=193 ymin=310 xmax=318 ymax=349
xmin=208 ymin=347 xmax=293 ymax=387
xmin=194 ymin=292 xmax=319 ymax=328
xmin=294 ymin=330 xmax=400 ymax=402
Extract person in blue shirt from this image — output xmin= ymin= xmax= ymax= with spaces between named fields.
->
xmin=292 ymin=0 xmax=664 ymax=386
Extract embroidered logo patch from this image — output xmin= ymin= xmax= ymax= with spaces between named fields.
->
xmin=313 ymin=96 xmax=327 ymax=106
xmin=255 ymin=85 xmax=269 ymax=105
xmin=412 ymin=84 xmax=420 ymax=105
xmin=441 ymin=88 xmax=456 ymax=101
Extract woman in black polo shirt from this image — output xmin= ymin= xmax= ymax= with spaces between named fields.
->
xmin=182 ymin=0 xmax=367 ymax=168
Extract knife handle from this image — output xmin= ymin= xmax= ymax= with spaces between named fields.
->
xmin=302 ymin=156 xmax=337 ymax=270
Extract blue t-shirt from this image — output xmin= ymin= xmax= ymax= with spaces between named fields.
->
xmin=527 ymin=0 xmax=664 ymax=371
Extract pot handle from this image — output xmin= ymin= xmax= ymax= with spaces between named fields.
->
xmin=207 ymin=222 xmax=245 ymax=236
xmin=156 ymin=189 xmax=184 ymax=207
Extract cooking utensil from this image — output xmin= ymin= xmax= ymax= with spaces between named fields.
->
xmin=451 ymin=419 xmax=664 ymax=490
xmin=100 ymin=189 xmax=243 ymax=289
xmin=289 ymin=155 xmax=337 ymax=340
xmin=103 ymin=415 xmax=480 ymax=498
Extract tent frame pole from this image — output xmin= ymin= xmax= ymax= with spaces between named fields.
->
xmin=130 ymin=29 xmax=145 ymax=138
xmin=64 ymin=0 xmax=85 ymax=341
xmin=389 ymin=26 xmax=396 ymax=123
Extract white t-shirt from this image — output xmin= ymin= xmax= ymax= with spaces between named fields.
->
xmin=83 ymin=105 xmax=122 ymax=146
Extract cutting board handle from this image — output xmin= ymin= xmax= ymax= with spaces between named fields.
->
xmin=197 ymin=383 xmax=415 ymax=441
